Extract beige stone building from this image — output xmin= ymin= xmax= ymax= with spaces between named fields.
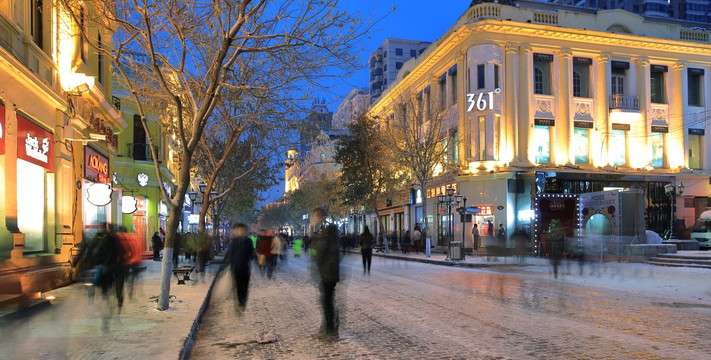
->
xmin=369 ymin=1 xmax=711 ymax=251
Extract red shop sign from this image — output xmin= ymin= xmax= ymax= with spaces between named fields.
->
xmin=0 ymin=102 xmax=5 ymax=154
xmin=17 ymin=114 xmax=54 ymax=172
xmin=85 ymin=146 xmax=110 ymax=184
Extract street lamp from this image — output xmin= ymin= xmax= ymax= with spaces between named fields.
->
xmin=454 ymin=193 xmax=466 ymax=260
xmin=664 ymin=182 xmax=684 ymax=240
xmin=199 ymin=183 xmax=207 ymax=194
xmin=438 ymin=187 xmax=458 ymax=260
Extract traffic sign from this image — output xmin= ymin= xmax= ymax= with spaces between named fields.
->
xmin=465 ymin=207 xmax=481 ymax=214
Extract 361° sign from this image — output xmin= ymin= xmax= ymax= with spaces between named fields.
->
xmin=466 ymin=88 xmax=501 ymax=112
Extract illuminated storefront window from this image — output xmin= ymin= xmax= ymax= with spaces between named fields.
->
xmin=610 ymin=129 xmax=627 ymax=166
xmin=533 ymin=125 xmax=550 ymax=163
xmin=573 ymin=128 xmax=589 ymax=164
xmin=650 ymin=133 xmax=664 ymax=167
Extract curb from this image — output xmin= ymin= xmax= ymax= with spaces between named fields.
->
xmin=178 ymin=268 xmax=221 ymax=360
xmin=0 ymin=298 xmax=52 ymax=322
xmin=357 ymin=250 xmax=533 ymax=268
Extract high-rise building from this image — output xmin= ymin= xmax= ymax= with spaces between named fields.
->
xmin=550 ymin=0 xmax=711 ymax=24
xmin=369 ymin=38 xmax=431 ymax=102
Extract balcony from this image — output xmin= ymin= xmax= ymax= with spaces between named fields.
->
xmin=128 ymin=143 xmax=160 ymax=162
xmin=609 ymin=95 xmax=639 ymax=111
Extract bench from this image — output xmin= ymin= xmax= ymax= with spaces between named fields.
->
xmin=173 ymin=266 xmax=195 ymax=285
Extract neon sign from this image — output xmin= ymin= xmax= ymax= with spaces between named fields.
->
xmin=85 ymin=147 xmax=110 ymax=184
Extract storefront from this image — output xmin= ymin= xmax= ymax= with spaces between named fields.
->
xmin=83 ymin=146 xmax=113 ymax=241
xmin=16 ymin=113 xmax=55 ymax=253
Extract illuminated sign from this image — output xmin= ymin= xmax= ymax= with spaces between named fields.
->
xmin=476 ymin=205 xmax=494 ymax=216
xmin=89 ymin=113 xmax=119 ymax=151
xmin=122 ymin=195 xmax=137 ymax=214
xmin=188 ymin=214 xmax=200 ymax=225
xmin=86 ymin=183 xmax=113 ymax=206
xmin=159 ymin=200 xmax=169 ymax=217
xmin=426 ymin=183 xmax=458 ymax=199
xmin=135 ymin=197 xmax=147 ymax=216
xmin=466 ymin=88 xmax=501 ymax=112
xmin=85 ymin=146 xmax=110 ymax=184
xmin=137 ymin=173 xmax=149 ymax=187
xmin=0 ymin=102 xmax=5 ymax=154
xmin=17 ymin=114 xmax=54 ymax=172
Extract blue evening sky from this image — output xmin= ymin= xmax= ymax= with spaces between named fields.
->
xmin=261 ymin=1 xmax=470 ymax=205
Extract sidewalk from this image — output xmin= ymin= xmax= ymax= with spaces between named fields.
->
xmin=0 ymin=257 xmax=219 ymax=360
xmin=366 ymin=249 xmax=711 ymax=304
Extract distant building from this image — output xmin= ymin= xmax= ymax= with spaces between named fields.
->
xmin=369 ymin=38 xmax=431 ymax=102
xmin=299 ymin=97 xmax=333 ymax=154
xmin=550 ymin=0 xmax=711 ymax=24
xmin=333 ymin=88 xmax=370 ymax=129
xmin=284 ymin=129 xmax=348 ymax=194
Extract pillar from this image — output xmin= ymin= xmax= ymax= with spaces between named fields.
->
xmin=595 ymin=53 xmax=611 ymax=166
xmin=634 ymin=56 xmax=649 ymax=168
xmin=671 ymin=61 xmax=686 ymax=168
xmin=504 ymin=43 xmax=518 ymax=164
xmin=516 ymin=45 xmax=532 ymax=165
xmin=557 ymin=48 xmax=572 ymax=165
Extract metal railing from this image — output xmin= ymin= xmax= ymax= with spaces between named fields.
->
xmin=609 ymin=94 xmax=640 ymax=111
xmin=127 ymin=143 xmax=159 ymax=162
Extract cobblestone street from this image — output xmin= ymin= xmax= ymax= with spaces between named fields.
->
xmin=191 ymin=253 xmax=711 ymax=359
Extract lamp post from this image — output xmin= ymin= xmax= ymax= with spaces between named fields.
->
xmin=664 ymin=182 xmax=684 ymax=240
xmin=454 ymin=193 xmax=466 ymax=260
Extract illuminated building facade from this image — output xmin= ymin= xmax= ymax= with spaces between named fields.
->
xmin=0 ymin=0 xmax=125 ymax=299
xmin=369 ymin=2 xmax=711 ymax=250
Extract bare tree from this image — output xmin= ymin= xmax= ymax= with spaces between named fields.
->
xmin=388 ymin=93 xmax=454 ymax=244
xmin=60 ymin=0 xmax=370 ymax=310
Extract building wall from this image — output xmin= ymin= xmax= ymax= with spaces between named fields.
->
xmin=369 ymin=3 xmax=711 ymax=246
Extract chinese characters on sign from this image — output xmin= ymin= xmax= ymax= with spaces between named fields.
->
xmin=477 ymin=205 xmax=494 ymax=216
xmin=426 ymin=183 xmax=458 ymax=199
xmin=17 ymin=114 xmax=54 ymax=172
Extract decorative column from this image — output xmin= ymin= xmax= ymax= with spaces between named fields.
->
xmin=557 ymin=48 xmax=572 ymax=165
xmin=671 ymin=62 xmax=686 ymax=168
xmin=635 ymin=56 xmax=650 ymax=168
xmin=457 ymin=51 xmax=467 ymax=167
xmin=595 ymin=53 xmax=611 ymax=166
xmin=515 ymin=45 xmax=532 ymax=165
xmin=4 ymin=105 xmax=24 ymax=259
xmin=504 ymin=43 xmax=518 ymax=164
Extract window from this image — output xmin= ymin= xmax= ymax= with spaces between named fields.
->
xmin=610 ymin=129 xmax=627 ymax=166
xmin=477 ymin=64 xmax=485 ymax=89
xmin=133 ymin=114 xmax=147 ymax=161
xmin=410 ymin=49 xmax=417 ymax=57
xmin=650 ymin=67 xmax=666 ymax=104
xmin=573 ymin=128 xmax=589 ymax=164
xmin=442 ymin=137 xmax=449 ymax=163
xmin=533 ymin=57 xmax=552 ymax=95
xmin=395 ymin=48 xmax=403 ymax=56
xmin=439 ymin=75 xmax=446 ymax=111
xmin=689 ymin=133 xmax=704 ymax=169
xmin=688 ymin=69 xmax=704 ymax=107
xmin=650 ymin=133 xmax=664 ymax=167
xmin=451 ymin=70 xmax=458 ymax=105
xmin=611 ymin=68 xmax=626 ymax=95
xmin=395 ymin=61 xmax=403 ymax=70
xmin=572 ymin=62 xmax=591 ymax=97
xmin=453 ymin=131 xmax=459 ymax=164
xmin=533 ymin=126 xmax=550 ymax=163
xmin=17 ymin=159 xmax=46 ymax=252
xmin=383 ymin=50 xmax=387 ymax=58
xmin=494 ymin=64 xmax=500 ymax=89
xmin=30 ymin=0 xmax=43 ymax=49
xmin=478 ymin=115 xmax=486 ymax=160
xmin=98 ymin=31 xmax=104 ymax=85
xmin=79 ymin=7 xmax=86 ymax=63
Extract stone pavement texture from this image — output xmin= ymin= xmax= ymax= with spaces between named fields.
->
xmin=191 ymin=251 xmax=711 ymax=360
xmin=0 ymin=258 xmax=216 ymax=360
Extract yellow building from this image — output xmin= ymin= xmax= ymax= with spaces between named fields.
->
xmin=369 ymin=2 xmax=711 ymax=250
xmin=0 ymin=0 xmax=124 ymax=301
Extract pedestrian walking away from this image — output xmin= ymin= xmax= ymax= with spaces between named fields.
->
xmin=151 ymin=231 xmax=163 ymax=261
xmin=359 ymin=226 xmax=374 ymax=275
xmin=310 ymin=207 xmax=341 ymax=338
xmin=223 ymin=223 xmax=255 ymax=311
xmin=471 ymin=223 xmax=480 ymax=250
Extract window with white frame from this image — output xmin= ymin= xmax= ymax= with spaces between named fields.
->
xmin=533 ymin=53 xmax=553 ymax=95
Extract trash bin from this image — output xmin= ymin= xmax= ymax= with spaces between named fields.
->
xmin=450 ymin=241 xmax=462 ymax=260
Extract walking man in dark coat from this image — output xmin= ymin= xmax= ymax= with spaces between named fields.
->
xmin=224 ymin=223 xmax=255 ymax=310
xmin=310 ymin=207 xmax=341 ymax=338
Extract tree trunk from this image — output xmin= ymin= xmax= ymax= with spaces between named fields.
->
xmin=419 ymin=182 xmax=430 ymax=252
xmin=157 ymin=207 xmax=181 ymax=310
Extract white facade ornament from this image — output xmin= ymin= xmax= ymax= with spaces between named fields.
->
xmin=24 ymin=133 xmax=49 ymax=163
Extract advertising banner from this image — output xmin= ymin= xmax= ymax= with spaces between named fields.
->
xmin=17 ymin=114 xmax=54 ymax=172
xmin=85 ymin=146 xmax=110 ymax=184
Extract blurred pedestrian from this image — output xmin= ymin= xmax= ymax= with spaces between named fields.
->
xmin=512 ymin=229 xmax=529 ymax=264
xmin=293 ymin=236 xmax=303 ymax=258
xmin=116 ymin=228 xmax=142 ymax=303
xmin=311 ymin=208 xmax=341 ymax=338
xmin=359 ymin=226 xmax=374 ymax=275
xmin=472 ymin=224 xmax=480 ymax=250
xmin=224 ymin=223 xmax=255 ymax=311
xmin=549 ymin=220 xmax=565 ymax=279
xmin=269 ymin=232 xmax=283 ymax=278
xmin=412 ymin=225 xmax=422 ymax=252
xmin=256 ymin=230 xmax=271 ymax=275
xmin=151 ymin=232 xmax=163 ymax=261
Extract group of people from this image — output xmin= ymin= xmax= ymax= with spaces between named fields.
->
xmin=221 ymin=207 xmax=343 ymax=338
